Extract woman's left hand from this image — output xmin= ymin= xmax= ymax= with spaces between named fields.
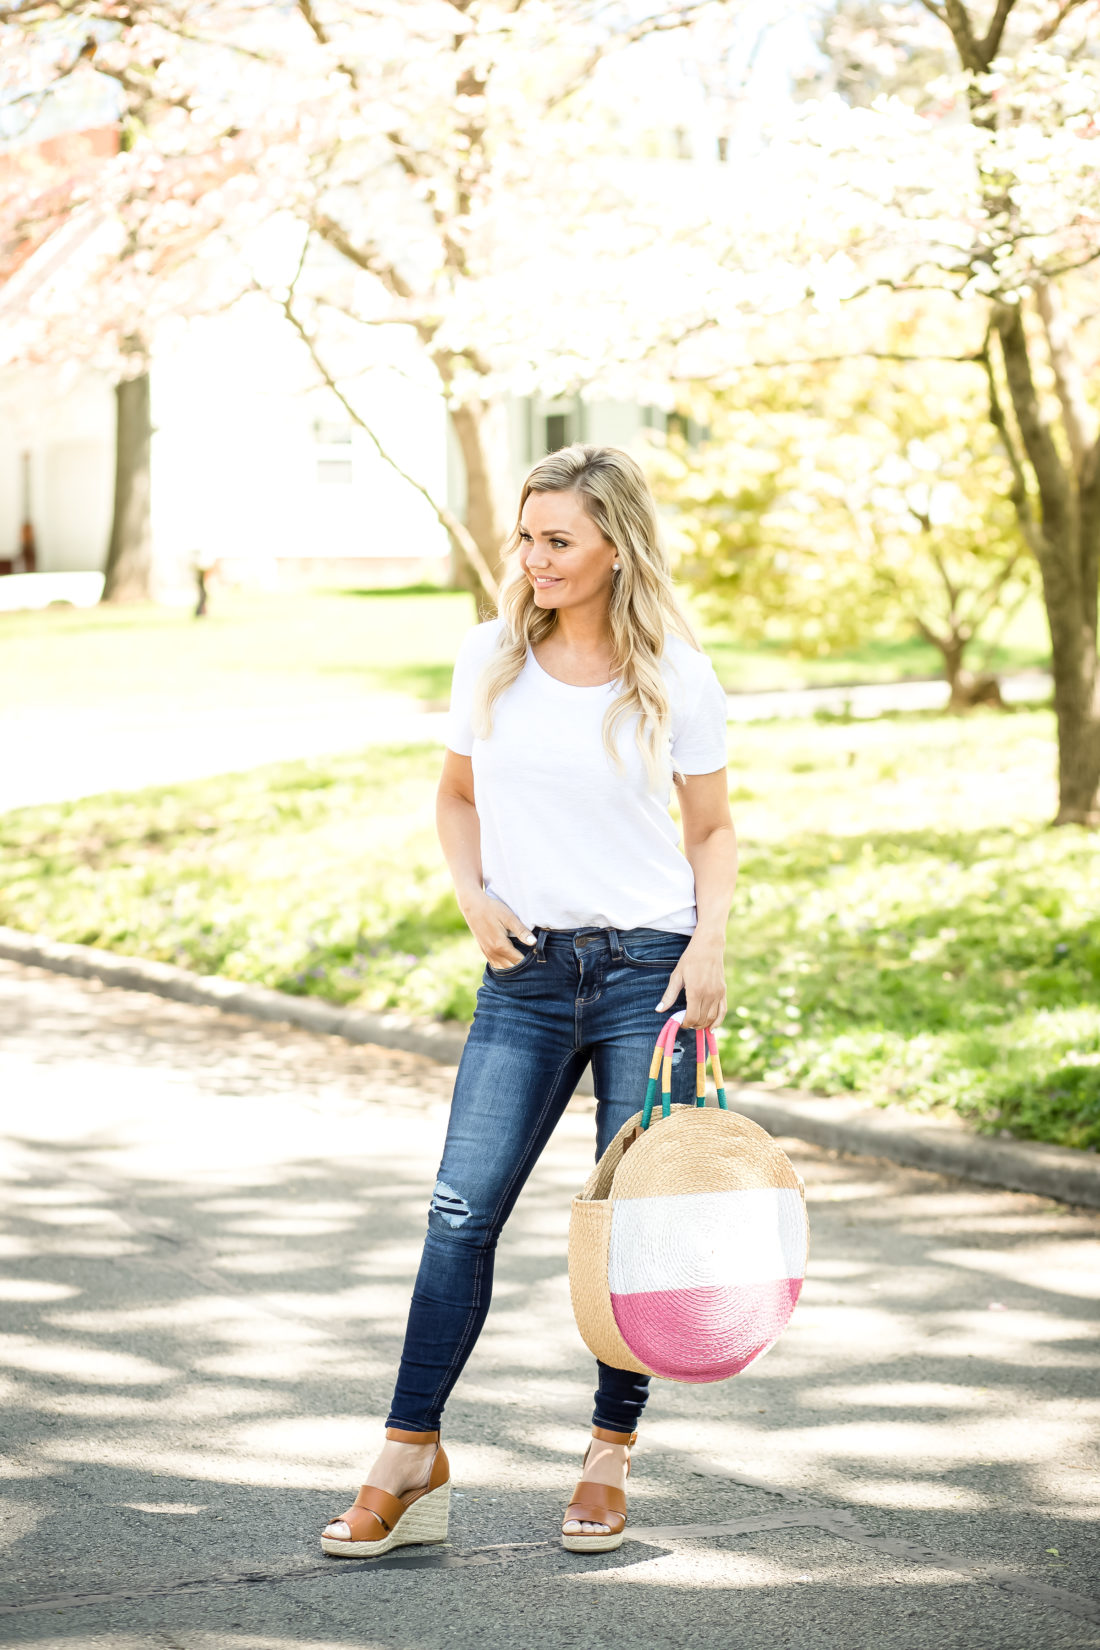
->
xmin=656 ymin=934 xmax=727 ymax=1029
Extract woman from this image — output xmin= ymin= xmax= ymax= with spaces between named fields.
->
xmin=321 ymin=443 xmax=737 ymax=1559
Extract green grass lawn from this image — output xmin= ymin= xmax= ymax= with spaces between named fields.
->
xmin=703 ymin=623 xmax=1049 ymax=692
xmin=2 ymin=705 xmax=1096 ymax=1150
xmin=1 ymin=585 xmax=1050 ymax=707
xmin=0 ymin=587 xmax=480 ymax=712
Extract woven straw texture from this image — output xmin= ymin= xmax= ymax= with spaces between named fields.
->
xmin=569 ymin=1101 xmax=809 ymax=1384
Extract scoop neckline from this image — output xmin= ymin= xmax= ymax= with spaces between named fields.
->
xmin=526 ymin=646 xmax=619 ymax=692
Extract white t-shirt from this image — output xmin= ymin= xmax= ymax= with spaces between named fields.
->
xmin=445 ymin=618 xmax=729 ymax=934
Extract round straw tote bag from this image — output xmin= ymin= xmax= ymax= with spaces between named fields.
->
xmin=568 ymin=1014 xmax=809 ymax=1384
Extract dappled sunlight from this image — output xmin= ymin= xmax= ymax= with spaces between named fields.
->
xmin=719 ymin=1414 xmax=1088 ymax=1471
xmin=803 ymin=1258 xmax=875 ymax=1279
xmin=232 ymin=1414 xmax=392 ymax=1467
xmin=803 ymin=1381 xmax=1012 ymax=1411
xmin=259 ymin=1283 xmax=432 ymax=1323
xmin=803 ymin=1177 xmax=894 ymax=1203
xmin=594 ymin=1540 xmax=985 ymax=1591
xmin=0 ymin=1334 xmax=176 ymax=1386
xmin=925 ymin=1309 xmax=1097 ymax=1352
xmin=214 ymin=1215 xmax=359 ymax=1238
xmin=1 ymin=959 xmax=1097 ymax=1643
xmin=189 ymin=1348 xmax=376 ymax=1382
xmin=931 ymin=1243 xmax=1100 ymax=1300
xmin=39 ymin=1438 xmax=369 ymax=1493
xmin=588 ymin=1543 xmax=824 ymax=1588
xmin=40 ymin=1297 xmax=296 ymax=1336
xmin=784 ymin=1303 xmax=916 ymax=1354
xmin=0 ymin=1278 xmax=77 ymax=1301
xmin=836 ymin=1479 xmax=989 ymax=1510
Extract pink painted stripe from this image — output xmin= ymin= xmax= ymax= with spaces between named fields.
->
xmin=610 ymin=1277 xmax=803 ymax=1383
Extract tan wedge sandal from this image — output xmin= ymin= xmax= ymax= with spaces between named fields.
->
xmin=321 ymin=1427 xmax=451 ymax=1559
xmin=561 ymin=1425 xmax=637 ymax=1553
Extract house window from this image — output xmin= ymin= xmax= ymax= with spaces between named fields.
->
xmin=314 ymin=416 xmax=354 ymax=485
xmin=545 ymin=412 xmax=569 ymax=453
xmin=314 ymin=418 xmax=352 ymax=445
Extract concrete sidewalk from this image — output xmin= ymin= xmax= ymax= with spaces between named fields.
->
xmin=1 ymin=957 xmax=1098 ymax=1649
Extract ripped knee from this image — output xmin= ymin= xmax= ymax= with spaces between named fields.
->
xmin=429 ymin=1178 xmax=471 ymax=1229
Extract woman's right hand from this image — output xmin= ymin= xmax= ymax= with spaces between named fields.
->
xmin=460 ymin=891 xmax=536 ymax=970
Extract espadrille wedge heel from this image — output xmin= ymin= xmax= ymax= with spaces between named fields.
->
xmin=321 ymin=1427 xmax=451 ymax=1559
xmin=561 ymin=1425 xmax=637 ymax=1553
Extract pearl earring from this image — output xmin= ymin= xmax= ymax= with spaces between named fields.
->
xmin=612 ymin=562 xmax=621 ymax=571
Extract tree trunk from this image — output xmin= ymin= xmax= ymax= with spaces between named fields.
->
xmin=994 ymin=303 xmax=1100 ymax=824
xmin=1034 ymin=548 xmax=1100 ymax=823
xmin=938 ymin=632 xmax=968 ymax=709
xmin=916 ymin=621 xmax=1004 ymax=712
xmin=102 ymin=367 xmax=153 ymax=603
xmin=449 ymin=398 xmax=513 ymax=607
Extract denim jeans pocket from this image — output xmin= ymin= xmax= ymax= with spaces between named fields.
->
xmin=619 ymin=932 xmax=690 ymax=969
xmin=485 ymin=941 xmax=537 ymax=979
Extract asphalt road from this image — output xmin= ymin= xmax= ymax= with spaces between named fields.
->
xmin=0 ymin=957 xmax=1097 ymax=1650
xmin=0 ymin=672 xmax=1052 ymax=812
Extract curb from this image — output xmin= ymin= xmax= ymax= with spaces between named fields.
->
xmin=0 ymin=926 xmax=470 ymax=1066
xmin=3 ymin=925 xmax=1097 ymax=1209
xmin=719 ymin=1085 xmax=1100 ymax=1210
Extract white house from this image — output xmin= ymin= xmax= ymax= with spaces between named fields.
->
xmin=0 ymin=275 xmax=681 ymax=601
xmin=0 ymin=28 xmax=749 ymax=603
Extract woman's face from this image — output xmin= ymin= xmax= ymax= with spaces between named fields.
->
xmin=518 ymin=489 xmax=617 ymax=611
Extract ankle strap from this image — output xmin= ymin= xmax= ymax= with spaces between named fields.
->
xmin=386 ymin=1427 xmax=439 ymax=1443
xmin=591 ymin=1426 xmax=637 ymax=1446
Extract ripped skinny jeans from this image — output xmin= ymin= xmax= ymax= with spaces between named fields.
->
xmin=386 ymin=924 xmax=697 ymax=1436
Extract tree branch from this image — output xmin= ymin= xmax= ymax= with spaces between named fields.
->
xmin=273 ymin=273 xmax=500 ymax=604
xmin=968 ymin=545 xmax=1026 ymax=631
xmin=927 ymin=539 xmax=962 ymax=617
xmin=544 ymin=0 xmax=732 ymax=112
xmin=994 ymin=299 xmax=1075 ymax=554
xmin=1036 ymin=0 xmax=1092 ymax=42
xmin=977 ymin=0 xmax=1018 ymax=63
xmin=978 ymin=326 xmax=1043 ymax=560
xmin=674 ymin=349 xmax=984 ymax=381
xmin=296 ymin=0 xmax=361 ymax=87
xmin=309 ymin=213 xmax=418 ymax=310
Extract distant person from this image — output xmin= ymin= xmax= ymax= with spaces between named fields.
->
xmin=321 ymin=444 xmax=736 ymax=1558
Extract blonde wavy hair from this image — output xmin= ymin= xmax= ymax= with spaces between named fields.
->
xmin=472 ymin=443 xmax=700 ymax=789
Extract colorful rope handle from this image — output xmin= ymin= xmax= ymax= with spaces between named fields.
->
xmin=640 ymin=1013 xmax=728 ymax=1130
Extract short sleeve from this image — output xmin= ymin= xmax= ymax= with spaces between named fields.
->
xmin=445 ymin=621 xmax=501 ymax=755
xmin=670 ymin=659 xmax=728 ymax=774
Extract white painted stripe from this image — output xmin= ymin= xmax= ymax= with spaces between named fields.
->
xmin=608 ymin=1187 xmax=807 ymax=1295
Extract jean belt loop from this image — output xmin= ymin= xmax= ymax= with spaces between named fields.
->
xmin=608 ymin=927 xmax=623 ymax=961
xmin=534 ymin=927 xmax=548 ymax=962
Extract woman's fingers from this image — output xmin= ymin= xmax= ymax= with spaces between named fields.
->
xmin=680 ymin=987 xmax=727 ymax=1029
xmin=486 ymin=935 xmax=528 ymax=966
xmin=483 ymin=901 xmax=535 ymax=966
xmin=655 ymin=966 xmax=684 ymax=1014
xmin=495 ymin=903 xmax=535 ymax=945
xmin=682 ymin=1002 xmax=726 ymax=1029
xmin=658 ymin=969 xmax=727 ymax=1026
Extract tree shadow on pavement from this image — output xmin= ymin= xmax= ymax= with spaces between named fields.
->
xmin=1 ymin=955 xmax=1098 ymax=1648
